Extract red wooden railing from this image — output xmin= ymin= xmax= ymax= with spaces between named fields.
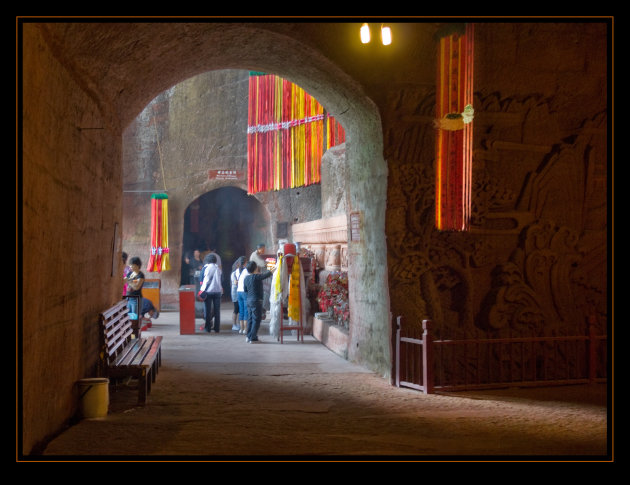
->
xmin=395 ymin=318 xmax=433 ymax=393
xmin=395 ymin=316 xmax=607 ymax=394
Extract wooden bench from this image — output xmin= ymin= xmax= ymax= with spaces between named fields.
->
xmin=98 ymin=300 xmax=163 ymax=405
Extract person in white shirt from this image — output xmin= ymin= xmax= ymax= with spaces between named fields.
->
xmin=236 ymin=262 xmax=250 ymax=334
xmin=200 ymin=253 xmax=223 ymax=333
xmin=230 ymin=256 xmax=246 ymax=332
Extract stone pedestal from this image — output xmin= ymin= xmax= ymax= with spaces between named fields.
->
xmin=293 ymin=215 xmax=350 ymax=359
xmin=312 ymin=316 xmax=349 ymax=360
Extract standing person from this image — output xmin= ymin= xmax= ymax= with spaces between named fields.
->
xmin=121 ymin=251 xmax=132 ymax=296
xmin=207 ymin=246 xmax=224 ymax=296
xmin=124 ymin=256 xmax=144 ymax=318
xmin=243 ymin=261 xmax=274 ymax=343
xmin=249 ymin=243 xmax=271 ymax=314
xmin=236 ymin=262 xmax=250 ymax=334
xmin=187 ymin=249 xmax=204 ymax=285
xmin=200 ymin=253 xmax=223 ymax=333
xmin=249 ymin=243 xmax=266 ymax=269
xmin=230 ymin=256 xmax=246 ymax=332
xmin=207 ymin=246 xmax=222 ymax=270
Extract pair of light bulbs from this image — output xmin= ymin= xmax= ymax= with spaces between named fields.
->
xmin=360 ymin=23 xmax=392 ymax=45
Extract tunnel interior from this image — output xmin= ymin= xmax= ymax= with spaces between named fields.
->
xmin=181 ymin=186 xmax=269 ymax=294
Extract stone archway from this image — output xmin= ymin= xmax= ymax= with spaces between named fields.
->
xmin=122 ymin=69 xmax=323 ymax=307
xmin=106 ymin=24 xmax=391 ymax=375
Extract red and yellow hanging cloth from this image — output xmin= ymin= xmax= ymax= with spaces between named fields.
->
xmin=287 ymin=255 xmax=302 ymax=322
xmin=247 ymin=72 xmax=345 ymax=194
xmin=146 ymin=193 xmax=170 ymax=272
xmin=435 ymin=23 xmax=474 ymax=231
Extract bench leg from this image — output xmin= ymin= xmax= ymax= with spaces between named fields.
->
xmin=147 ymin=368 xmax=152 ymax=395
xmin=152 ymin=351 xmax=160 ymax=381
xmin=138 ymin=370 xmax=148 ymax=405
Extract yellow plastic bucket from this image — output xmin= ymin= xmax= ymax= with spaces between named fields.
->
xmin=77 ymin=378 xmax=109 ymax=418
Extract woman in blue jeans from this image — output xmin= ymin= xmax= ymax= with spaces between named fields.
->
xmin=200 ymin=254 xmax=223 ymax=333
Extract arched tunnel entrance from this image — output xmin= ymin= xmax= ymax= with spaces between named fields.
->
xmin=119 ymin=55 xmax=389 ymax=376
xmin=181 ymin=186 xmax=270 ymax=296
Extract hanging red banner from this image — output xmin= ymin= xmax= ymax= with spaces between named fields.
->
xmin=247 ymin=73 xmax=345 ymax=194
xmin=435 ymin=23 xmax=474 ymax=231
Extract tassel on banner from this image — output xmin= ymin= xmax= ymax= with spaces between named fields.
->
xmin=147 ymin=193 xmax=170 ymax=272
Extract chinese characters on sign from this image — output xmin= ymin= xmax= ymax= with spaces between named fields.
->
xmin=208 ymin=170 xmax=244 ymax=180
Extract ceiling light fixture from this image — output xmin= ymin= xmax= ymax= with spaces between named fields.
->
xmin=381 ymin=25 xmax=392 ymax=45
xmin=360 ymin=23 xmax=371 ymax=44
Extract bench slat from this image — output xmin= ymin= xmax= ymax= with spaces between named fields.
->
xmin=144 ymin=337 xmax=163 ymax=366
xmin=113 ymin=338 xmax=144 ymax=366
xmin=101 ymin=304 xmax=125 ymax=321
xmin=106 ymin=328 xmax=135 ymax=356
xmin=129 ymin=338 xmax=157 ymax=367
xmin=118 ymin=338 xmax=152 ymax=367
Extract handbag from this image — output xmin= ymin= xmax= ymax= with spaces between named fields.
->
xmin=197 ymin=290 xmax=208 ymax=301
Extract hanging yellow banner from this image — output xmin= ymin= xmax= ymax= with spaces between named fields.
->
xmin=287 ymin=257 xmax=301 ymax=321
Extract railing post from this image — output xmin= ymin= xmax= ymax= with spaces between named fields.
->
xmin=588 ymin=314 xmax=598 ymax=383
xmin=395 ymin=316 xmax=402 ymax=387
xmin=422 ymin=319 xmax=434 ymax=394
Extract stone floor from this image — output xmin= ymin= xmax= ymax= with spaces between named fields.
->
xmin=40 ymin=304 xmax=611 ymax=462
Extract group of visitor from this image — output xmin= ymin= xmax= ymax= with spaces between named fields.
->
xmin=196 ymin=243 xmax=274 ymax=342
xmin=122 ymin=243 xmax=275 ymax=343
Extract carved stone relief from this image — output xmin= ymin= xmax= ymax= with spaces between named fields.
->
xmin=480 ymin=221 xmax=584 ymax=336
xmin=386 ymin=89 xmax=607 ymax=344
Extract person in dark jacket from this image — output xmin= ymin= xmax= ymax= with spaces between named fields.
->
xmin=243 ymin=260 xmax=274 ymax=343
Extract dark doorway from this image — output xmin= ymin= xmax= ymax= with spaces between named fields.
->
xmin=182 ymin=186 xmax=269 ymax=295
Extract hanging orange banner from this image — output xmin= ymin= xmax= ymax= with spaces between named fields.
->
xmin=435 ymin=23 xmax=474 ymax=231
xmin=147 ymin=193 xmax=170 ymax=272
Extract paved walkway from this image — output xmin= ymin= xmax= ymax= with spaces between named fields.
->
xmin=41 ymin=304 xmax=609 ymax=461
